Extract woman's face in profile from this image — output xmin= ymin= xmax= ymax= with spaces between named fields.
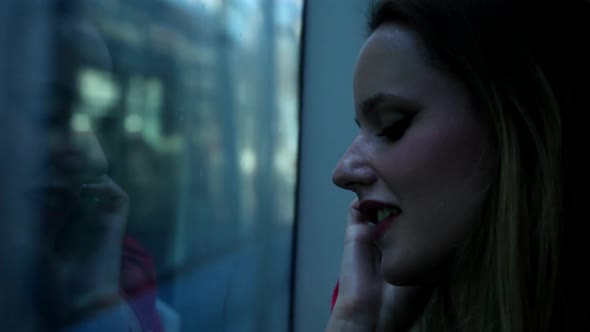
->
xmin=26 ymin=19 xmax=112 ymax=233
xmin=22 ymin=80 xmax=109 ymax=240
xmin=332 ymin=23 xmax=495 ymax=285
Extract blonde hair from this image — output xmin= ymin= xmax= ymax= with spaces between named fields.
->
xmin=367 ymin=0 xmax=589 ymax=330
xmin=413 ymin=64 xmax=562 ymax=332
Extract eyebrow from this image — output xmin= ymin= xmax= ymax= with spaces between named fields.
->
xmin=358 ymin=93 xmax=419 ymax=116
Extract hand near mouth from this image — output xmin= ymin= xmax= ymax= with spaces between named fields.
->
xmin=42 ymin=174 xmax=129 ymax=327
xmin=326 ymin=199 xmax=431 ymax=332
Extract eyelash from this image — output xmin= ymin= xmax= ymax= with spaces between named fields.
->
xmin=376 ymin=116 xmax=414 ymax=141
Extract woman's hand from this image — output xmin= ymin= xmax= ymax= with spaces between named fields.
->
xmin=42 ymin=175 xmax=129 ymax=326
xmin=326 ymin=200 xmax=430 ymax=332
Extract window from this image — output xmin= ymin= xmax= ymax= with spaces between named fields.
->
xmin=0 ymin=0 xmax=303 ymax=331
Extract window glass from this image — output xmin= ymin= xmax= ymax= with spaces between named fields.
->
xmin=0 ymin=0 xmax=303 ymax=331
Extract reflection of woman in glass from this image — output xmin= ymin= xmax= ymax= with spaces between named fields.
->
xmin=29 ymin=15 xmax=163 ymax=331
xmin=327 ymin=1 xmax=590 ymax=331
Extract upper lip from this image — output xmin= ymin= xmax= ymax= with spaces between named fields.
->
xmin=356 ymin=199 xmax=401 ymax=222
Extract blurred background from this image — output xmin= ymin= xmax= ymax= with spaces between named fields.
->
xmin=0 ymin=0 xmax=365 ymax=331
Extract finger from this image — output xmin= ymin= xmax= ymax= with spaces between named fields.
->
xmin=56 ymin=176 xmax=128 ymax=251
xmin=332 ymin=200 xmax=382 ymax=325
xmin=79 ymin=175 xmax=128 ymax=214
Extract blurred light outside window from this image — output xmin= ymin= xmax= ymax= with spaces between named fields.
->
xmin=0 ymin=0 xmax=303 ymax=331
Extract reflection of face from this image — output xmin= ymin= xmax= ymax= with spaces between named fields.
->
xmin=45 ymin=89 xmax=108 ymax=188
xmin=26 ymin=18 xmax=112 ymax=231
xmin=26 ymin=84 xmax=108 ymax=235
xmin=42 ymin=17 xmax=111 ymax=189
xmin=332 ymin=23 xmax=495 ymax=285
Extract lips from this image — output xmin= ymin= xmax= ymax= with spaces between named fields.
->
xmin=356 ymin=199 xmax=402 ymax=240
xmin=357 ymin=200 xmax=401 ymax=223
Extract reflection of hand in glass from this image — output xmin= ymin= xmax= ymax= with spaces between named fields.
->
xmin=44 ymin=175 xmax=129 ymax=327
xmin=35 ymin=108 xmax=130 ymax=327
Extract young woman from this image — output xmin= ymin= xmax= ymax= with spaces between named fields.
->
xmin=327 ymin=0 xmax=590 ymax=331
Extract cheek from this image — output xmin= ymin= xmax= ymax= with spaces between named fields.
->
xmin=385 ymin=118 xmax=493 ymax=216
xmin=378 ymin=125 xmax=493 ymax=284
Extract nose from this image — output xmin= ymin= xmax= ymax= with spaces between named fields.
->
xmin=45 ymin=83 xmax=108 ymax=183
xmin=331 ymin=136 xmax=377 ymax=192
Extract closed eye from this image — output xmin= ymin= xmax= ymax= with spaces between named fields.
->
xmin=377 ymin=115 xmax=414 ymax=142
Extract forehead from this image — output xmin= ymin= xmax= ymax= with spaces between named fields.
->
xmin=58 ymin=19 xmax=113 ymax=70
xmin=365 ymin=23 xmax=422 ymax=53
xmin=353 ymin=23 xmax=431 ymax=101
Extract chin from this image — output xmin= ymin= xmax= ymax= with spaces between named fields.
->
xmin=380 ymin=252 xmax=450 ymax=287
xmin=381 ymin=264 xmax=423 ymax=286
